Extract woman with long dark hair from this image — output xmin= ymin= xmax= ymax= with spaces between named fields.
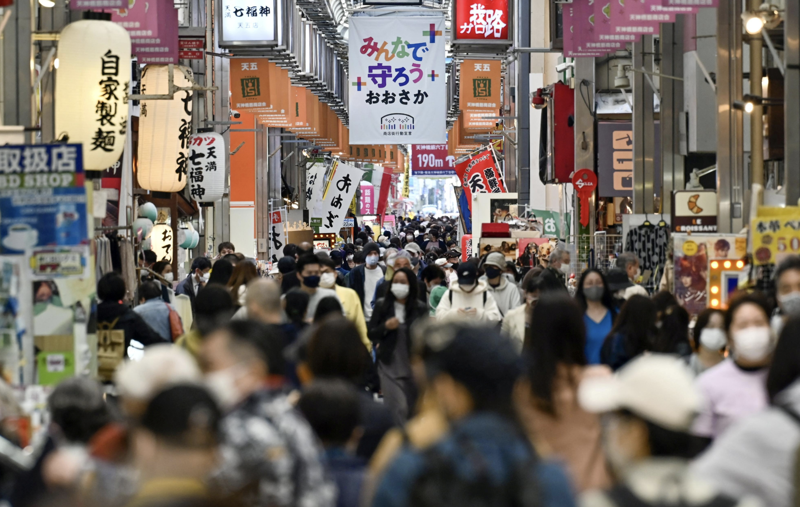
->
xmin=206 ymin=259 xmax=234 ymax=287
xmin=575 ymin=268 xmax=618 ymax=364
xmin=368 ymin=267 xmax=428 ymax=423
xmin=600 ymin=295 xmax=657 ymax=371
xmin=517 ymin=294 xmax=611 ymax=491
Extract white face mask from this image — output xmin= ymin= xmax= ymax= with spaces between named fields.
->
xmin=164 ymin=272 xmax=174 ymax=283
xmin=460 ymin=282 xmax=477 ymax=292
xmin=391 ymin=283 xmax=410 ymax=300
xmin=320 ymin=272 xmax=336 ymax=289
xmin=732 ymin=326 xmax=774 ymax=362
xmin=699 ymin=328 xmax=727 ymax=351
xmin=559 ymin=263 xmax=570 ymax=275
xmin=779 ymin=291 xmax=800 ymax=317
xmin=205 ymin=365 xmax=244 ymax=410
xmin=199 ymin=271 xmax=210 ymax=283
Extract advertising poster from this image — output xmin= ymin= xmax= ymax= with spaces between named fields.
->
xmin=751 ymin=208 xmax=800 ymax=265
xmin=348 ymin=15 xmax=446 ymax=144
xmin=478 ymin=238 xmax=518 ymax=262
xmin=412 ymin=144 xmax=455 ymax=177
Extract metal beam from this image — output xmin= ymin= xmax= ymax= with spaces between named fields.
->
xmin=661 ymin=18 xmax=686 ymax=214
xmin=516 ymin=0 xmax=531 ymax=205
xmin=786 ymin=0 xmax=800 ymax=206
xmin=633 ymin=35 xmax=656 ymax=214
xmin=717 ymin=0 xmax=744 ymax=232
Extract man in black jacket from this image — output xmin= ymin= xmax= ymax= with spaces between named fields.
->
xmin=175 ymin=256 xmax=212 ymax=317
xmin=347 ymin=243 xmax=385 ymax=321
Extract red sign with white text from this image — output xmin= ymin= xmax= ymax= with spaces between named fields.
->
xmin=455 ymin=148 xmax=506 ymax=210
xmin=412 ymin=144 xmax=455 ymax=177
xmin=454 ymin=0 xmax=510 ymax=42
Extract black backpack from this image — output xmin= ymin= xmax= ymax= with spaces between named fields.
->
xmin=409 ymin=434 xmax=542 ymax=507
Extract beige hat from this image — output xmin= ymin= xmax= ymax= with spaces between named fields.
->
xmin=484 ymin=251 xmax=506 ymax=269
xmin=578 ymin=354 xmax=701 ymax=431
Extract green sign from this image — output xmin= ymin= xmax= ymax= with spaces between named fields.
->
xmin=310 ymin=217 xmax=322 ymax=233
xmin=531 ymin=209 xmax=571 ymax=240
xmin=37 ymin=351 xmax=75 ymax=386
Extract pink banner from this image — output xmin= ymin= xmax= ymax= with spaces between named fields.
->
xmin=110 ymin=0 xmax=158 ymax=38
xmin=591 ymin=1 xmax=625 ymax=53
xmin=570 ymin=0 xmax=609 ymax=56
xmin=72 ymin=0 xmax=125 ymax=11
xmin=135 ymin=6 xmax=179 ymax=64
xmin=665 ymin=0 xmax=716 ymax=6
xmin=360 ymin=183 xmax=375 ymax=215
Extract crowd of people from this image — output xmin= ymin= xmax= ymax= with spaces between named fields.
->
xmin=10 ymin=214 xmax=800 ymax=507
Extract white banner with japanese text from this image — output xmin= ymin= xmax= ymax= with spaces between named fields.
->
xmin=348 ymin=15 xmax=446 ymax=145
xmin=305 ymin=162 xmax=327 ymax=218
xmin=268 ymin=207 xmax=287 ymax=263
xmin=316 ymin=161 xmax=361 ymax=233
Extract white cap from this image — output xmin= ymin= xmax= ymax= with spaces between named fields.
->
xmin=115 ymin=344 xmax=202 ymax=401
xmin=578 ymin=354 xmax=701 ymax=432
xmin=435 ymin=258 xmax=452 ymax=268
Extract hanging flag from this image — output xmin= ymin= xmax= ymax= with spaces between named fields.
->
xmin=454 ymin=147 xmax=506 ymax=210
xmin=305 ymin=162 xmax=327 ymax=217
xmin=360 ymin=181 xmax=375 ymax=215
xmin=315 ymin=161 xmax=361 ymax=233
xmin=348 ymin=15 xmax=446 ymax=144
xmin=268 ymin=208 xmax=288 ymax=263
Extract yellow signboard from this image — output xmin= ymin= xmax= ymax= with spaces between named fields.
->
xmin=751 ymin=207 xmax=800 ymax=265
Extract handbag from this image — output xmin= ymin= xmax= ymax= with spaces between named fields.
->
xmin=165 ymin=303 xmax=184 ymax=341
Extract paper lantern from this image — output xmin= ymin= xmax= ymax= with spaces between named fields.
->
xmin=138 ymin=65 xmax=194 ymax=192
xmin=150 ymin=223 xmax=174 ymax=262
xmin=189 ymin=230 xmax=199 ymax=249
xmin=138 ymin=202 xmax=157 ymax=222
xmin=55 ymin=20 xmax=131 ymax=170
xmin=187 ymin=132 xmax=225 ymax=204
xmin=132 ymin=218 xmax=153 ymax=240
xmin=178 ymin=229 xmax=193 ymax=249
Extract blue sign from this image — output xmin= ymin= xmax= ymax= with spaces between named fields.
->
xmin=0 ymin=144 xmax=87 ymax=254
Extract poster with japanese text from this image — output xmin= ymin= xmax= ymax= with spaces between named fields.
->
xmin=348 ymin=15 xmax=446 ymax=145
xmin=453 ymin=0 xmax=510 ymax=42
xmin=751 ymin=209 xmax=800 ymax=265
xmin=412 ymin=144 xmax=455 ymax=177
xmin=268 ymin=208 xmax=287 ymax=263
xmin=459 ymin=60 xmax=502 ymax=110
xmin=454 ymin=147 xmax=506 ymax=211
xmin=315 ymin=161 xmax=361 ymax=234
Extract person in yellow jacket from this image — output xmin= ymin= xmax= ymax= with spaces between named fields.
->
xmin=318 ymin=254 xmax=371 ymax=351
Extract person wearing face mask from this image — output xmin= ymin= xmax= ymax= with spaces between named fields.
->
xmin=547 ymin=248 xmax=572 ymax=285
xmin=687 ymin=309 xmax=726 ymax=376
xmin=691 ymin=293 xmax=774 ymax=440
xmin=403 ymin=242 xmax=425 ymax=276
xmin=576 ymin=269 xmax=618 ymax=365
xmin=150 ymin=260 xmax=175 ymax=303
xmin=291 ymin=255 xmax=340 ymax=322
xmin=501 ymin=276 xmax=541 ymax=351
xmin=481 ymin=252 xmax=522 ymax=317
xmin=368 ymin=267 xmax=428 ymax=423
xmin=176 ymin=256 xmax=212 ymax=317
xmin=134 ymin=281 xmax=183 ymax=342
xmin=347 ymin=243 xmax=386 ymax=322
xmin=201 ymin=321 xmax=336 ymax=507
xmin=617 ymin=252 xmax=649 ymax=299
xmin=372 ymin=252 xmax=426 ymax=310
xmin=316 ymin=253 xmax=370 ymax=350
xmin=422 ymin=264 xmax=448 ymax=316
xmin=578 ymin=355 xmax=750 ymax=507
xmin=771 ymin=256 xmax=800 ymax=336
xmin=435 ymin=261 xmax=502 ymax=323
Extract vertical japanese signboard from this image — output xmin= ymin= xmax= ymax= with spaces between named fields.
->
xmin=411 ymin=144 xmax=455 ymax=177
xmin=268 ymin=208 xmax=287 ymax=263
xmin=230 ymin=59 xmax=271 ymax=111
xmin=360 ymin=182 xmax=375 ymax=215
xmin=459 ymin=60 xmax=502 ymax=110
xmin=454 ymin=148 xmax=506 ymax=210
xmin=305 ymin=162 xmax=327 ymax=218
xmin=348 ymin=15 xmax=446 ymax=145
xmin=187 ymin=133 xmax=225 ymax=205
xmin=315 ymin=161 xmax=361 ymax=234
xmin=453 ymin=0 xmax=510 ymax=43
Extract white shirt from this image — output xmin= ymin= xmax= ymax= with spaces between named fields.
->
xmin=363 ymin=266 xmax=383 ymax=320
xmin=192 ymin=274 xmax=203 ymax=296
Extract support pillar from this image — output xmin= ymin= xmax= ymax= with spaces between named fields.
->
xmin=661 ymin=20 xmax=685 ymax=214
xmin=749 ymin=0 xmax=764 ymax=200
xmin=2 ymin=0 xmax=34 ymax=138
xmin=574 ymin=57 xmax=595 ymax=242
xmin=717 ymin=0 xmax=744 ymax=233
xmin=785 ymin=0 xmax=800 ymax=206
xmin=633 ymin=35 xmax=656 ymax=214
xmin=516 ymin=0 xmax=531 ymax=205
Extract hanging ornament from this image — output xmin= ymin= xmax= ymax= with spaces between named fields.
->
xmin=138 ymin=202 xmax=157 ymax=222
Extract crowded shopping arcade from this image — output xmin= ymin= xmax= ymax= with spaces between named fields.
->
xmin=0 ymin=0 xmax=799 ymax=505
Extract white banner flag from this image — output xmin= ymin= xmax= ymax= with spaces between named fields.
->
xmin=268 ymin=207 xmax=288 ymax=263
xmin=348 ymin=15 xmax=446 ymax=144
xmin=305 ymin=162 xmax=327 ymax=217
xmin=316 ymin=161 xmax=361 ymax=233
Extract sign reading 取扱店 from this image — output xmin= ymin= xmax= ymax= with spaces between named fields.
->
xmin=348 ymin=15 xmax=446 ymax=145
xmin=218 ymin=0 xmax=277 ymax=48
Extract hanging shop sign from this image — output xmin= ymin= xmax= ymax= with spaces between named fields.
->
xmin=30 ymin=248 xmax=88 ymax=278
xmin=187 ymin=133 xmax=225 ymax=205
xmin=133 ymin=2 xmax=179 ymax=64
xmin=110 ymin=0 xmax=157 ymax=38
xmin=0 ymin=144 xmax=87 ymax=254
xmin=151 ymin=224 xmax=174 ymax=262
xmin=315 ymin=161 xmax=361 ymax=234
xmin=138 ymin=65 xmax=193 ymax=193
xmin=402 ymin=158 xmax=411 ymax=198
xmin=348 ymin=15 xmax=446 ymax=145
xmin=672 ymin=190 xmax=718 ymax=233
xmin=360 ymin=182 xmax=375 ymax=215
xmin=453 ymin=0 xmax=511 ymax=43
xmin=230 ymin=58 xmax=272 ymax=112
xmin=454 ymin=148 xmax=506 ymax=210
xmin=459 ymin=60 xmax=502 ymax=110
xmin=412 ymin=144 xmax=455 ymax=177
xmin=55 ymin=20 xmax=130 ymax=171
xmin=179 ymin=38 xmax=205 ymax=60
xmin=306 ymin=162 xmax=327 ymax=219
xmin=268 ymin=208 xmax=287 ymax=263
xmin=218 ymin=0 xmax=278 ymax=48
xmin=751 ymin=207 xmax=800 ymax=265
xmin=597 ymin=122 xmax=661 ymax=198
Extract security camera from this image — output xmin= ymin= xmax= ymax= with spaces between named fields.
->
xmin=231 ymin=109 xmax=241 ymax=119
xmin=555 ymin=62 xmax=575 ymax=73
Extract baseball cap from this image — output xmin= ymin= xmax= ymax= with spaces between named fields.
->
xmin=578 ymin=354 xmax=701 ymax=432
xmin=606 ymin=268 xmax=633 ymax=292
xmin=141 ymin=384 xmax=221 ymax=448
xmin=484 ymin=252 xmax=506 ymax=269
xmin=456 ymin=261 xmax=478 ymax=285
xmin=445 ymin=249 xmax=461 ymax=260
xmin=404 ymin=242 xmax=423 ymax=255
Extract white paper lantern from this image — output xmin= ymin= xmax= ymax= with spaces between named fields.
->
xmin=132 ymin=217 xmax=153 ymax=239
xmin=138 ymin=65 xmax=193 ymax=192
xmin=55 ymin=20 xmax=131 ymax=170
xmin=178 ymin=229 xmax=192 ymax=249
xmin=187 ymin=132 xmax=226 ymax=204
xmin=150 ymin=223 xmax=175 ymax=262
xmin=138 ymin=202 xmax=157 ymax=222
xmin=189 ymin=230 xmax=200 ymax=249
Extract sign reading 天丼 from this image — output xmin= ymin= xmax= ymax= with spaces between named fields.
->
xmin=348 ymin=15 xmax=446 ymax=145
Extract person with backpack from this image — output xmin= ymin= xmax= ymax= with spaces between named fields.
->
xmin=133 ymin=281 xmax=183 ymax=342
xmin=434 ymin=261 xmax=502 ymax=323
xmin=371 ymin=324 xmax=576 ymax=507
xmin=578 ymin=354 xmax=754 ymax=507
xmin=481 ymin=252 xmax=522 ymax=317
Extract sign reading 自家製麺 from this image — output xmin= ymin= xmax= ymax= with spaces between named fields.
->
xmin=348 ymin=16 xmax=446 ymax=145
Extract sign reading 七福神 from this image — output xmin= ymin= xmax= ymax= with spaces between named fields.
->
xmin=454 ymin=147 xmax=506 ymax=210
xmin=412 ymin=144 xmax=455 ymax=177
xmin=268 ymin=208 xmax=287 ymax=263
xmin=188 ymin=133 xmax=225 ymax=205
xmin=453 ymin=0 xmax=510 ymax=43
xmin=315 ymin=161 xmax=361 ymax=234
xmin=348 ymin=15 xmax=446 ymax=145
xmin=218 ymin=0 xmax=278 ymax=48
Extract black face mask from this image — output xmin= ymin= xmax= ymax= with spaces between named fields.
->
xmin=303 ymin=275 xmax=321 ymax=288
xmin=485 ymin=266 xmax=502 ymax=279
